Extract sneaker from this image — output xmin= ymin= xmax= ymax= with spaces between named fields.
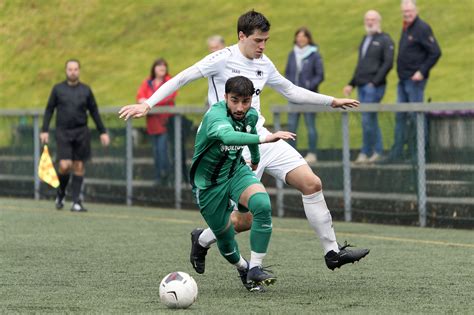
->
xmin=237 ymin=262 xmax=266 ymax=292
xmin=325 ymin=241 xmax=370 ymax=270
xmin=247 ymin=266 xmax=277 ymax=286
xmin=70 ymin=202 xmax=87 ymax=212
xmin=354 ymin=153 xmax=369 ymax=164
xmin=55 ymin=190 xmax=65 ymax=210
xmin=304 ymin=153 xmax=317 ymax=164
xmin=190 ymin=228 xmax=209 ymax=274
xmin=368 ymin=153 xmax=382 ymax=163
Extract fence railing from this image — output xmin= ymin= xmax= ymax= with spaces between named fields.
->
xmin=0 ymin=102 xmax=473 ymax=228
xmin=272 ymin=102 xmax=474 ymax=227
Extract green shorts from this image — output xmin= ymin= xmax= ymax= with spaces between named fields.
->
xmin=193 ymin=165 xmax=261 ymax=236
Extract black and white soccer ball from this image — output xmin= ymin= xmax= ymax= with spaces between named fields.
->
xmin=159 ymin=271 xmax=198 ymax=309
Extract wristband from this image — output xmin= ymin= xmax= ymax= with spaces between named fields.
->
xmin=259 ymin=135 xmax=267 ymax=143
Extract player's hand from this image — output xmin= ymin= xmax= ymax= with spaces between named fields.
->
xmin=40 ymin=132 xmax=49 ymax=144
xmin=263 ymin=131 xmax=296 ymax=143
xmin=343 ymin=85 xmax=353 ymax=97
xmin=244 ymin=159 xmax=258 ymax=171
xmin=100 ymin=133 xmax=110 ymax=147
xmin=118 ymin=103 xmax=150 ymax=120
xmin=331 ymin=98 xmax=360 ymax=110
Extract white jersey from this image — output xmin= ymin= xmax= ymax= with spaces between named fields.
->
xmin=195 ymin=44 xmax=333 ymax=133
xmin=145 ymin=44 xmax=334 ymax=135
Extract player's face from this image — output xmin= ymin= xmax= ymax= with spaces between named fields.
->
xmin=65 ymin=61 xmax=80 ymax=82
xmin=225 ymin=93 xmax=252 ymax=120
xmin=239 ymin=30 xmax=270 ymax=59
xmin=401 ymin=3 xmax=417 ymax=24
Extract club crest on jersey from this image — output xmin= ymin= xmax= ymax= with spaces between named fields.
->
xmin=246 ymin=125 xmax=251 ymax=133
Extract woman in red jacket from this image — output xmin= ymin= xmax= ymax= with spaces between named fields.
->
xmin=136 ymin=58 xmax=177 ymax=185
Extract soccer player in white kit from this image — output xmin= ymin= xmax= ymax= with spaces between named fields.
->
xmin=119 ymin=10 xmax=370 ymax=279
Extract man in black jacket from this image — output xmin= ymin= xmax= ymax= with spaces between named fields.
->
xmin=386 ymin=0 xmax=441 ymax=162
xmin=40 ymin=59 xmax=110 ymax=212
xmin=344 ymin=10 xmax=394 ymax=164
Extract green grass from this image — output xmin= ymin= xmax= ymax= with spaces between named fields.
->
xmin=1 ymin=197 xmax=473 ymax=313
xmin=0 ymin=0 xmax=473 ymax=150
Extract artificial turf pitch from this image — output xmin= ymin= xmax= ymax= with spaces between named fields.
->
xmin=1 ymin=197 xmax=473 ymax=314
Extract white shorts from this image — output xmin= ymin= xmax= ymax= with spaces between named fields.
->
xmin=242 ymin=127 xmax=307 ymax=183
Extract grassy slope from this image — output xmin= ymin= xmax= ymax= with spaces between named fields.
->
xmin=1 ymin=0 xmax=473 ymax=148
xmin=1 ymin=197 xmax=473 ymax=313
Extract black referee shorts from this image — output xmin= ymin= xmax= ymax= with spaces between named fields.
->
xmin=55 ymin=126 xmax=91 ymax=161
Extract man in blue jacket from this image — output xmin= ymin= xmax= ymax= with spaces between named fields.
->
xmin=386 ymin=0 xmax=441 ymax=162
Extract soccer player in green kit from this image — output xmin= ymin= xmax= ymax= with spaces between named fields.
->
xmin=191 ymin=76 xmax=295 ymax=292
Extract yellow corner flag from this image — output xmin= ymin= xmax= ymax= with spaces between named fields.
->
xmin=38 ymin=145 xmax=59 ymax=188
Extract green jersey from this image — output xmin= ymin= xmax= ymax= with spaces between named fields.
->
xmin=190 ymin=100 xmax=260 ymax=190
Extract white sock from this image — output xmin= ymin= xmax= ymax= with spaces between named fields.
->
xmin=198 ymin=228 xmax=217 ymax=248
xmin=249 ymin=251 xmax=266 ymax=269
xmin=302 ymin=191 xmax=339 ymax=254
xmin=233 ymin=256 xmax=248 ymax=271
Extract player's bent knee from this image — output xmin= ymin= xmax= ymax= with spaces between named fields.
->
xmin=248 ymin=192 xmax=272 ymax=222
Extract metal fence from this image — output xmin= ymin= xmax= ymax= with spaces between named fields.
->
xmin=0 ymin=103 xmax=472 ymax=228
xmin=272 ymin=102 xmax=474 ymax=228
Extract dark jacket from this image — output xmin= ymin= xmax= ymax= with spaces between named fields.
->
xmin=42 ymin=81 xmax=106 ymax=133
xmin=397 ymin=16 xmax=441 ymax=80
xmin=285 ymin=45 xmax=324 ymax=92
xmin=349 ymin=32 xmax=394 ymax=87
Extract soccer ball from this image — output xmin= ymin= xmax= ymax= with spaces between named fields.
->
xmin=159 ymin=271 xmax=198 ymax=309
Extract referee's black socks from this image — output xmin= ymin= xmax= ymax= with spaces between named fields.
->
xmin=71 ymin=175 xmax=84 ymax=203
xmin=58 ymin=173 xmax=70 ymax=196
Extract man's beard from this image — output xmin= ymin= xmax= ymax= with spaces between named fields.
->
xmin=365 ymin=25 xmax=379 ymax=35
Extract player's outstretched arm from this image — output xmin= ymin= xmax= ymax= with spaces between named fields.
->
xmin=268 ymin=68 xmax=359 ymax=110
xmin=119 ymin=65 xmax=204 ymax=120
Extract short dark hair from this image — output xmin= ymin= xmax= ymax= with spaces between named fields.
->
xmin=225 ymin=76 xmax=254 ymax=97
xmin=65 ymin=59 xmax=80 ymax=68
xmin=237 ymin=10 xmax=271 ymax=37
xmin=150 ymin=58 xmax=169 ymax=80
xmin=294 ymin=27 xmax=316 ymax=46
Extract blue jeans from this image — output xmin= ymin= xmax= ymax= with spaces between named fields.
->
xmin=358 ymin=84 xmax=386 ymax=156
xmin=151 ymin=133 xmax=170 ymax=182
xmin=390 ymin=79 xmax=427 ymax=159
xmin=288 ymin=106 xmax=317 ymax=153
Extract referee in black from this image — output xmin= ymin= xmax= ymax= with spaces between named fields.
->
xmin=40 ymin=59 xmax=110 ymax=212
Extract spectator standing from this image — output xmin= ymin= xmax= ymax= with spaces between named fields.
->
xmin=207 ymin=35 xmax=226 ymax=53
xmin=40 ymin=59 xmax=110 ymax=212
xmin=285 ymin=27 xmax=324 ymax=164
xmin=343 ymin=10 xmax=394 ymax=164
xmin=137 ymin=58 xmax=177 ymax=185
xmin=385 ymin=0 xmax=441 ymax=162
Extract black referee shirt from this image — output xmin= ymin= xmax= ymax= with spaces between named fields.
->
xmin=42 ymin=81 xmax=106 ymax=133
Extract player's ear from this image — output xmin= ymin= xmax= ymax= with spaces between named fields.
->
xmin=238 ymin=31 xmax=246 ymax=41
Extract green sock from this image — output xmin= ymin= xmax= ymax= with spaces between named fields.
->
xmin=248 ymin=192 xmax=273 ymax=253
